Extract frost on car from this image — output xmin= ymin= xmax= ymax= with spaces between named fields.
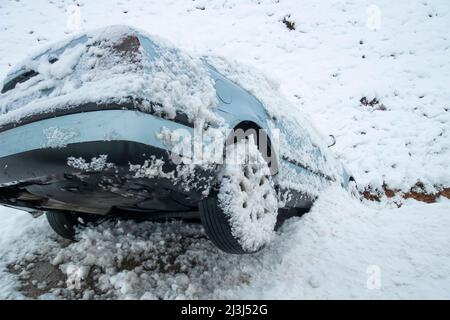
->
xmin=0 ymin=25 xmax=353 ymax=254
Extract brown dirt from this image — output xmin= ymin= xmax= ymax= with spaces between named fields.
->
xmin=362 ymin=191 xmax=381 ymax=202
xmin=439 ymin=188 xmax=450 ymax=199
xmin=362 ymin=183 xmax=450 ymax=204
xmin=7 ymin=260 xmax=66 ymax=299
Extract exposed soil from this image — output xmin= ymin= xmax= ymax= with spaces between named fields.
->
xmin=363 ymin=183 xmax=450 ymax=204
xmin=282 ymin=15 xmax=296 ymax=31
xmin=7 ymin=260 xmax=66 ymax=299
xmin=360 ymin=96 xmax=387 ymax=111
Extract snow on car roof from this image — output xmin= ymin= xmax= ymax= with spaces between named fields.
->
xmin=0 ymin=25 xmax=219 ymax=127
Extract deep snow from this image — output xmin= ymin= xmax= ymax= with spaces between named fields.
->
xmin=0 ymin=188 xmax=449 ymax=299
xmin=0 ymin=0 xmax=449 ymax=299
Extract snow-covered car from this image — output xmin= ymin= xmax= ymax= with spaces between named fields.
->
xmin=0 ymin=26 xmax=354 ymax=254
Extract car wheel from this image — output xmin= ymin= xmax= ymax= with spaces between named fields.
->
xmin=45 ymin=210 xmax=101 ymax=240
xmin=200 ymin=137 xmax=278 ymax=254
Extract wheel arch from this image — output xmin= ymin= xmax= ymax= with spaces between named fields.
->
xmin=226 ymin=120 xmax=279 ymax=175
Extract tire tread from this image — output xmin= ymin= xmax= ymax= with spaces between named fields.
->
xmin=200 ymin=196 xmax=247 ymax=254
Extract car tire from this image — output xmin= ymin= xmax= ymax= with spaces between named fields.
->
xmin=200 ymin=137 xmax=278 ymax=254
xmin=199 ymin=195 xmax=246 ymax=254
xmin=45 ymin=210 xmax=100 ymax=240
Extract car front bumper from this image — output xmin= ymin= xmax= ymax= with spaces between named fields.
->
xmin=0 ymin=109 xmax=194 ymax=162
xmin=0 ymin=109 xmax=214 ymax=214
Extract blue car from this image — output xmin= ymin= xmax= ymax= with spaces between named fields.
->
xmin=0 ymin=26 xmax=353 ymax=254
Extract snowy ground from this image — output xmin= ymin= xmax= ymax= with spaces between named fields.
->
xmin=1 ymin=188 xmax=449 ymax=299
xmin=0 ymin=0 xmax=449 ymax=299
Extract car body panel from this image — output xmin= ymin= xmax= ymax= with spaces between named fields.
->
xmin=0 ymin=109 xmax=193 ymax=161
xmin=0 ymin=26 xmax=353 ymax=216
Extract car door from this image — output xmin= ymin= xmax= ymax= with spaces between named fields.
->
xmin=274 ymin=113 xmax=337 ymax=202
